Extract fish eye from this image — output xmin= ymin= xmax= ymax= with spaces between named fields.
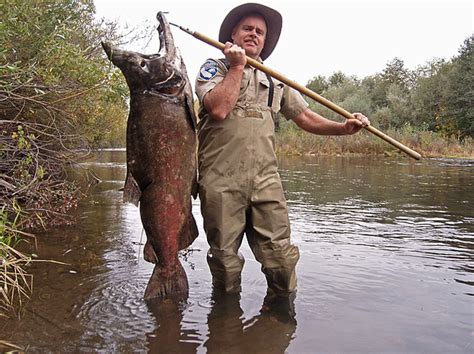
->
xmin=140 ymin=61 xmax=146 ymax=67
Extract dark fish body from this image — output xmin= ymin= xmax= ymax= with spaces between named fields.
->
xmin=102 ymin=12 xmax=198 ymax=299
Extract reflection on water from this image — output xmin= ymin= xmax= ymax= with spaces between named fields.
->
xmin=1 ymin=151 xmax=473 ymax=353
xmin=204 ymin=292 xmax=296 ymax=354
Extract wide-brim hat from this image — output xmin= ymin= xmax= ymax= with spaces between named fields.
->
xmin=219 ymin=3 xmax=282 ymax=60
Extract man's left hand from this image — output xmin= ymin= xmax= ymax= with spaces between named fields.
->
xmin=344 ymin=112 xmax=370 ymax=134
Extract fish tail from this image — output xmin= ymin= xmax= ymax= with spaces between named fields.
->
xmin=123 ymin=171 xmax=141 ymax=206
xmin=144 ymin=261 xmax=188 ymax=300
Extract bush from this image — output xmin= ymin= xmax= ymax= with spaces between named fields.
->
xmin=0 ymin=0 xmax=130 ymax=317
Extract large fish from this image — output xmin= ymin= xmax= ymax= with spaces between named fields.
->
xmin=102 ymin=12 xmax=198 ymax=300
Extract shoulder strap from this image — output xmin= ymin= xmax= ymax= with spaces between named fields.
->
xmin=264 ymin=72 xmax=274 ymax=108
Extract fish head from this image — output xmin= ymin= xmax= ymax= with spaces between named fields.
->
xmin=102 ymin=12 xmax=185 ymax=95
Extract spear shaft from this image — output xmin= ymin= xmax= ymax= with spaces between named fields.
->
xmin=171 ymin=23 xmax=422 ymax=160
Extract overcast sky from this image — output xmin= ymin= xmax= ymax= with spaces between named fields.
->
xmin=94 ymin=0 xmax=473 ymax=86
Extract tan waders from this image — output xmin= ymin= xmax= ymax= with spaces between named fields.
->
xmin=196 ymin=59 xmax=308 ymax=295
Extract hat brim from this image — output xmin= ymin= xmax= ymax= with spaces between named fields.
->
xmin=219 ymin=3 xmax=282 ymax=61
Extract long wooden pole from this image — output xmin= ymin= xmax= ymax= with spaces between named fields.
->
xmin=172 ymin=23 xmax=422 ymax=160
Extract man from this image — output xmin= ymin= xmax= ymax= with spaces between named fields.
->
xmin=195 ymin=3 xmax=369 ymax=300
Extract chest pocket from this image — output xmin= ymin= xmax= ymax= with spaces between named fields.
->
xmin=259 ymin=76 xmax=284 ymax=113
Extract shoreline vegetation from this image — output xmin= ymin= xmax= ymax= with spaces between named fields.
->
xmin=83 ymin=120 xmax=474 ymax=160
xmin=1 ymin=0 xmax=472 ymax=320
xmin=275 ymin=123 xmax=474 ymax=159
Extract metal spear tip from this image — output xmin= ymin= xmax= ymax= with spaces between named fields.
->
xmin=169 ymin=22 xmax=193 ymax=35
xmin=170 ymin=22 xmax=184 ymax=30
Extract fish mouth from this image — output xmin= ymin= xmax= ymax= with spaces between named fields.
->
xmin=156 ymin=11 xmax=176 ymax=62
xmin=152 ymin=11 xmax=184 ymax=94
xmin=101 ymin=12 xmax=184 ymax=95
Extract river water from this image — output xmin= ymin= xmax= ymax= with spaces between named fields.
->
xmin=2 ymin=151 xmax=473 ymax=353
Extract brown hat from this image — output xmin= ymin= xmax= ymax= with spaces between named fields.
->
xmin=219 ymin=3 xmax=282 ymax=60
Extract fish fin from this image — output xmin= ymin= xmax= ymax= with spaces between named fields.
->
xmin=179 ymin=210 xmax=199 ymax=250
xmin=144 ymin=261 xmax=189 ymax=300
xmin=123 ymin=171 xmax=141 ymax=206
xmin=184 ymin=82 xmax=197 ymax=131
xmin=144 ymin=239 xmax=158 ymax=264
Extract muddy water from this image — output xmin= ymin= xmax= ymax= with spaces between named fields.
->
xmin=2 ymin=151 xmax=473 ymax=353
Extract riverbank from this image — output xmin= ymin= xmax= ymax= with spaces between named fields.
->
xmin=275 ymin=125 xmax=474 ymax=158
xmin=93 ymin=127 xmax=474 ymax=159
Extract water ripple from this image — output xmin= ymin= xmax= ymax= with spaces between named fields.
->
xmin=77 ymin=273 xmax=155 ymax=345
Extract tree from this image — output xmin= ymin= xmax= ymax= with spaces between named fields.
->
xmin=386 ymin=83 xmax=413 ymax=128
xmin=411 ymin=59 xmax=450 ymax=130
xmin=0 ymin=0 xmax=129 ymax=230
xmin=361 ymin=58 xmax=416 ymax=128
xmin=441 ymin=35 xmax=474 ymax=139
xmin=306 ymin=75 xmax=329 ymax=94
xmin=307 ymin=74 xmax=371 ymax=122
xmin=381 ymin=57 xmax=412 ymax=91
xmin=361 ymin=75 xmax=387 ymax=109
xmin=328 ymin=71 xmax=349 ymax=87
xmin=1 ymin=0 xmax=133 ymax=318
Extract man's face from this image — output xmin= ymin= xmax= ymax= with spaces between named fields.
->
xmin=231 ymin=14 xmax=267 ymax=59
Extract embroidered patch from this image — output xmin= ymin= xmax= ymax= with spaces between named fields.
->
xmin=199 ymin=60 xmax=218 ymax=80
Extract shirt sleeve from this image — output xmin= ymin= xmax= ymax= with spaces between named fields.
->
xmin=195 ymin=59 xmax=227 ymax=103
xmin=279 ymin=85 xmax=309 ymax=120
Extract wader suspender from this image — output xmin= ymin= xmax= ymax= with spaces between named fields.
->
xmin=264 ymin=72 xmax=274 ymax=108
xmin=219 ymin=59 xmax=274 ymax=108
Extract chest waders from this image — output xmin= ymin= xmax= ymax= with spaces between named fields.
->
xmin=197 ymin=66 xmax=300 ymax=295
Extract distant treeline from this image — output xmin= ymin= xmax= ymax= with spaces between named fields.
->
xmin=304 ymin=37 xmax=473 ymax=140
xmin=275 ymin=34 xmax=473 ymax=157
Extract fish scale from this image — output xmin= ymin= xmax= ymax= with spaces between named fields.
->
xmin=102 ymin=12 xmax=198 ymax=300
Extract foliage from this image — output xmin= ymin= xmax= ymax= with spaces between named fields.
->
xmin=410 ymin=58 xmax=449 ymax=130
xmin=1 ymin=0 xmax=129 ymax=227
xmin=276 ymin=121 xmax=473 ymax=158
xmin=440 ymin=35 xmax=474 ymax=140
xmin=0 ymin=0 xmax=130 ymax=317
xmin=0 ymin=0 xmax=129 ymax=147
xmin=304 ymin=35 xmax=474 ymax=139
xmin=1 ymin=122 xmax=84 ymax=230
xmin=306 ymin=74 xmax=329 ymax=94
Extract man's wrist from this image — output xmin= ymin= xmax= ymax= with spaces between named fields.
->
xmin=228 ymin=64 xmax=245 ymax=72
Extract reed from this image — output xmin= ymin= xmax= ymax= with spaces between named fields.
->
xmin=275 ymin=123 xmax=474 ymax=158
xmin=0 ymin=241 xmax=33 ymax=319
xmin=0 ymin=206 xmax=34 ymax=319
xmin=0 ymin=340 xmax=25 ymax=351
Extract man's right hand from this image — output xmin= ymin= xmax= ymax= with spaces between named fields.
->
xmin=224 ymin=42 xmax=247 ymax=68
